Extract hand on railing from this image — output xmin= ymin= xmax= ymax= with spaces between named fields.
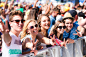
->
xmin=73 ymin=30 xmax=82 ymax=37
xmin=66 ymin=38 xmax=74 ymax=43
xmin=49 ymin=34 xmax=56 ymax=46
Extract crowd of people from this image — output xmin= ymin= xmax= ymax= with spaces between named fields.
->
xmin=0 ymin=0 xmax=86 ymax=57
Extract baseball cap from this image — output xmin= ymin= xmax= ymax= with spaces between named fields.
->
xmin=68 ymin=10 xmax=77 ymax=17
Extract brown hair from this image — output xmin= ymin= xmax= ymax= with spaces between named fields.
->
xmin=49 ymin=22 xmax=64 ymax=41
xmin=37 ymin=14 xmax=50 ymax=37
xmin=9 ymin=10 xmax=24 ymax=21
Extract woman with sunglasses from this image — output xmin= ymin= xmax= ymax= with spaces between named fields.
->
xmin=49 ymin=22 xmax=67 ymax=47
xmin=37 ymin=14 xmax=66 ymax=47
xmin=21 ymin=19 xmax=56 ymax=55
xmin=21 ymin=19 xmax=40 ymax=55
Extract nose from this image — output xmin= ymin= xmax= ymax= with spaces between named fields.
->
xmin=68 ymin=23 xmax=71 ymax=26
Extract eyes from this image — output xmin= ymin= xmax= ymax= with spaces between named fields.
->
xmin=57 ymin=26 xmax=66 ymax=29
xmin=11 ymin=19 xmax=25 ymax=24
xmin=42 ymin=20 xmax=50 ymax=22
xmin=30 ymin=24 xmax=38 ymax=29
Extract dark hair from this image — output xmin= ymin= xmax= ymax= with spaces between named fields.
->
xmin=27 ymin=8 xmax=37 ymax=20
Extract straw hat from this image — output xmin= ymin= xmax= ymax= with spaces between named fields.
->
xmin=62 ymin=12 xmax=74 ymax=22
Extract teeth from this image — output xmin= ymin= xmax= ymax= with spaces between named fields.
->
xmin=46 ymin=24 xmax=49 ymax=26
xmin=33 ymin=30 xmax=37 ymax=32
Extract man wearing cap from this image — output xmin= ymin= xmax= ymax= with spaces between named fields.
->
xmin=68 ymin=10 xmax=78 ymax=23
xmin=62 ymin=12 xmax=84 ymax=43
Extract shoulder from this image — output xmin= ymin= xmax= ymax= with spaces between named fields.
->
xmin=21 ymin=35 xmax=31 ymax=43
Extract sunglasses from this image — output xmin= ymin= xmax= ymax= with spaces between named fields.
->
xmin=11 ymin=19 xmax=25 ymax=24
xmin=30 ymin=24 xmax=38 ymax=29
xmin=57 ymin=26 xmax=66 ymax=29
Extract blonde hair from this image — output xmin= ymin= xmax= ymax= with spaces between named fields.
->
xmin=21 ymin=19 xmax=37 ymax=39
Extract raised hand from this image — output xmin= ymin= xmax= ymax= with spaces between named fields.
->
xmin=31 ymin=39 xmax=39 ymax=50
xmin=49 ymin=34 xmax=56 ymax=46
xmin=0 ymin=19 xmax=11 ymax=46
xmin=66 ymin=38 xmax=74 ymax=43
xmin=0 ymin=19 xmax=9 ymax=33
xmin=73 ymin=30 xmax=82 ymax=37
xmin=61 ymin=38 xmax=68 ymax=47
xmin=30 ymin=39 xmax=39 ymax=56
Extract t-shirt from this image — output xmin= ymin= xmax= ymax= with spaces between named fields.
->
xmin=63 ymin=23 xmax=79 ymax=40
xmin=2 ymin=32 xmax=22 ymax=57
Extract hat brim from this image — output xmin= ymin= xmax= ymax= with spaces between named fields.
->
xmin=62 ymin=17 xmax=74 ymax=22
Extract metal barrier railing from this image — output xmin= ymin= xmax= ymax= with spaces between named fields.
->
xmin=20 ymin=36 xmax=86 ymax=57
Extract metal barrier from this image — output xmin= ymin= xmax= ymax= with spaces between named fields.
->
xmin=20 ymin=36 xmax=86 ymax=57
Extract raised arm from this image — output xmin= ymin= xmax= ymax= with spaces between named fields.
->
xmin=5 ymin=0 xmax=14 ymax=15
xmin=33 ymin=0 xmax=38 ymax=8
xmin=0 ymin=19 xmax=12 ymax=46
xmin=45 ymin=2 xmax=52 ymax=14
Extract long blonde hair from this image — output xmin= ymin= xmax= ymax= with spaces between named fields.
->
xmin=21 ymin=19 xmax=37 ymax=39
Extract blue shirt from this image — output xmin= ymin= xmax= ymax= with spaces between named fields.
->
xmin=48 ymin=15 xmax=55 ymax=35
xmin=63 ymin=23 xmax=79 ymax=40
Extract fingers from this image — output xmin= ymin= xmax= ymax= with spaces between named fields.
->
xmin=50 ymin=34 xmax=55 ymax=39
xmin=73 ymin=33 xmax=78 ymax=35
xmin=64 ymin=38 xmax=65 ymax=42
xmin=76 ymin=30 xmax=78 ymax=33
xmin=5 ymin=20 xmax=9 ymax=29
xmin=35 ymin=39 xmax=39 ymax=45
xmin=0 ymin=19 xmax=4 ymax=32
xmin=66 ymin=40 xmax=69 ymax=44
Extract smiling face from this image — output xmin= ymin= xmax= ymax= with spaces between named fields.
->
xmin=40 ymin=16 xmax=50 ymax=30
xmin=10 ymin=15 xmax=24 ymax=32
xmin=64 ymin=19 xmax=73 ymax=31
xmin=27 ymin=21 xmax=38 ymax=36
xmin=56 ymin=23 xmax=66 ymax=34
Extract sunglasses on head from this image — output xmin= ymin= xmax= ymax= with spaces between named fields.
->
xmin=11 ymin=19 xmax=25 ymax=24
xmin=30 ymin=24 xmax=38 ymax=29
xmin=57 ymin=26 xmax=66 ymax=29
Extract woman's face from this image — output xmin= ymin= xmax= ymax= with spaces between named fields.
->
xmin=27 ymin=21 xmax=38 ymax=35
xmin=64 ymin=19 xmax=73 ymax=31
xmin=57 ymin=23 xmax=66 ymax=34
xmin=40 ymin=16 xmax=50 ymax=30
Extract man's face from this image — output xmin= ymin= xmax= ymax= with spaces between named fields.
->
xmin=10 ymin=15 xmax=24 ymax=32
xmin=64 ymin=19 xmax=73 ymax=31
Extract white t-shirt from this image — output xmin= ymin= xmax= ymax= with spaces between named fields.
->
xmin=2 ymin=32 xmax=22 ymax=57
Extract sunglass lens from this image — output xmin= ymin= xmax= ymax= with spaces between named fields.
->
xmin=30 ymin=26 xmax=34 ymax=29
xmin=15 ymin=20 xmax=20 ymax=23
xmin=21 ymin=20 xmax=25 ymax=23
xmin=63 ymin=26 xmax=66 ymax=29
xmin=35 ymin=24 xmax=38 ymax=27
xmin=59 ymin=26 xmax=62 ymax=29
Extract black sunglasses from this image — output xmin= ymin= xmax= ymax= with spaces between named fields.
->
xmin=30 ymin=24 xmax=38 ymax=29
xmin=11 ymin=19 xmax=25 ymax=24
xmin=57 ymin=26 xmax=66 ymax=29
